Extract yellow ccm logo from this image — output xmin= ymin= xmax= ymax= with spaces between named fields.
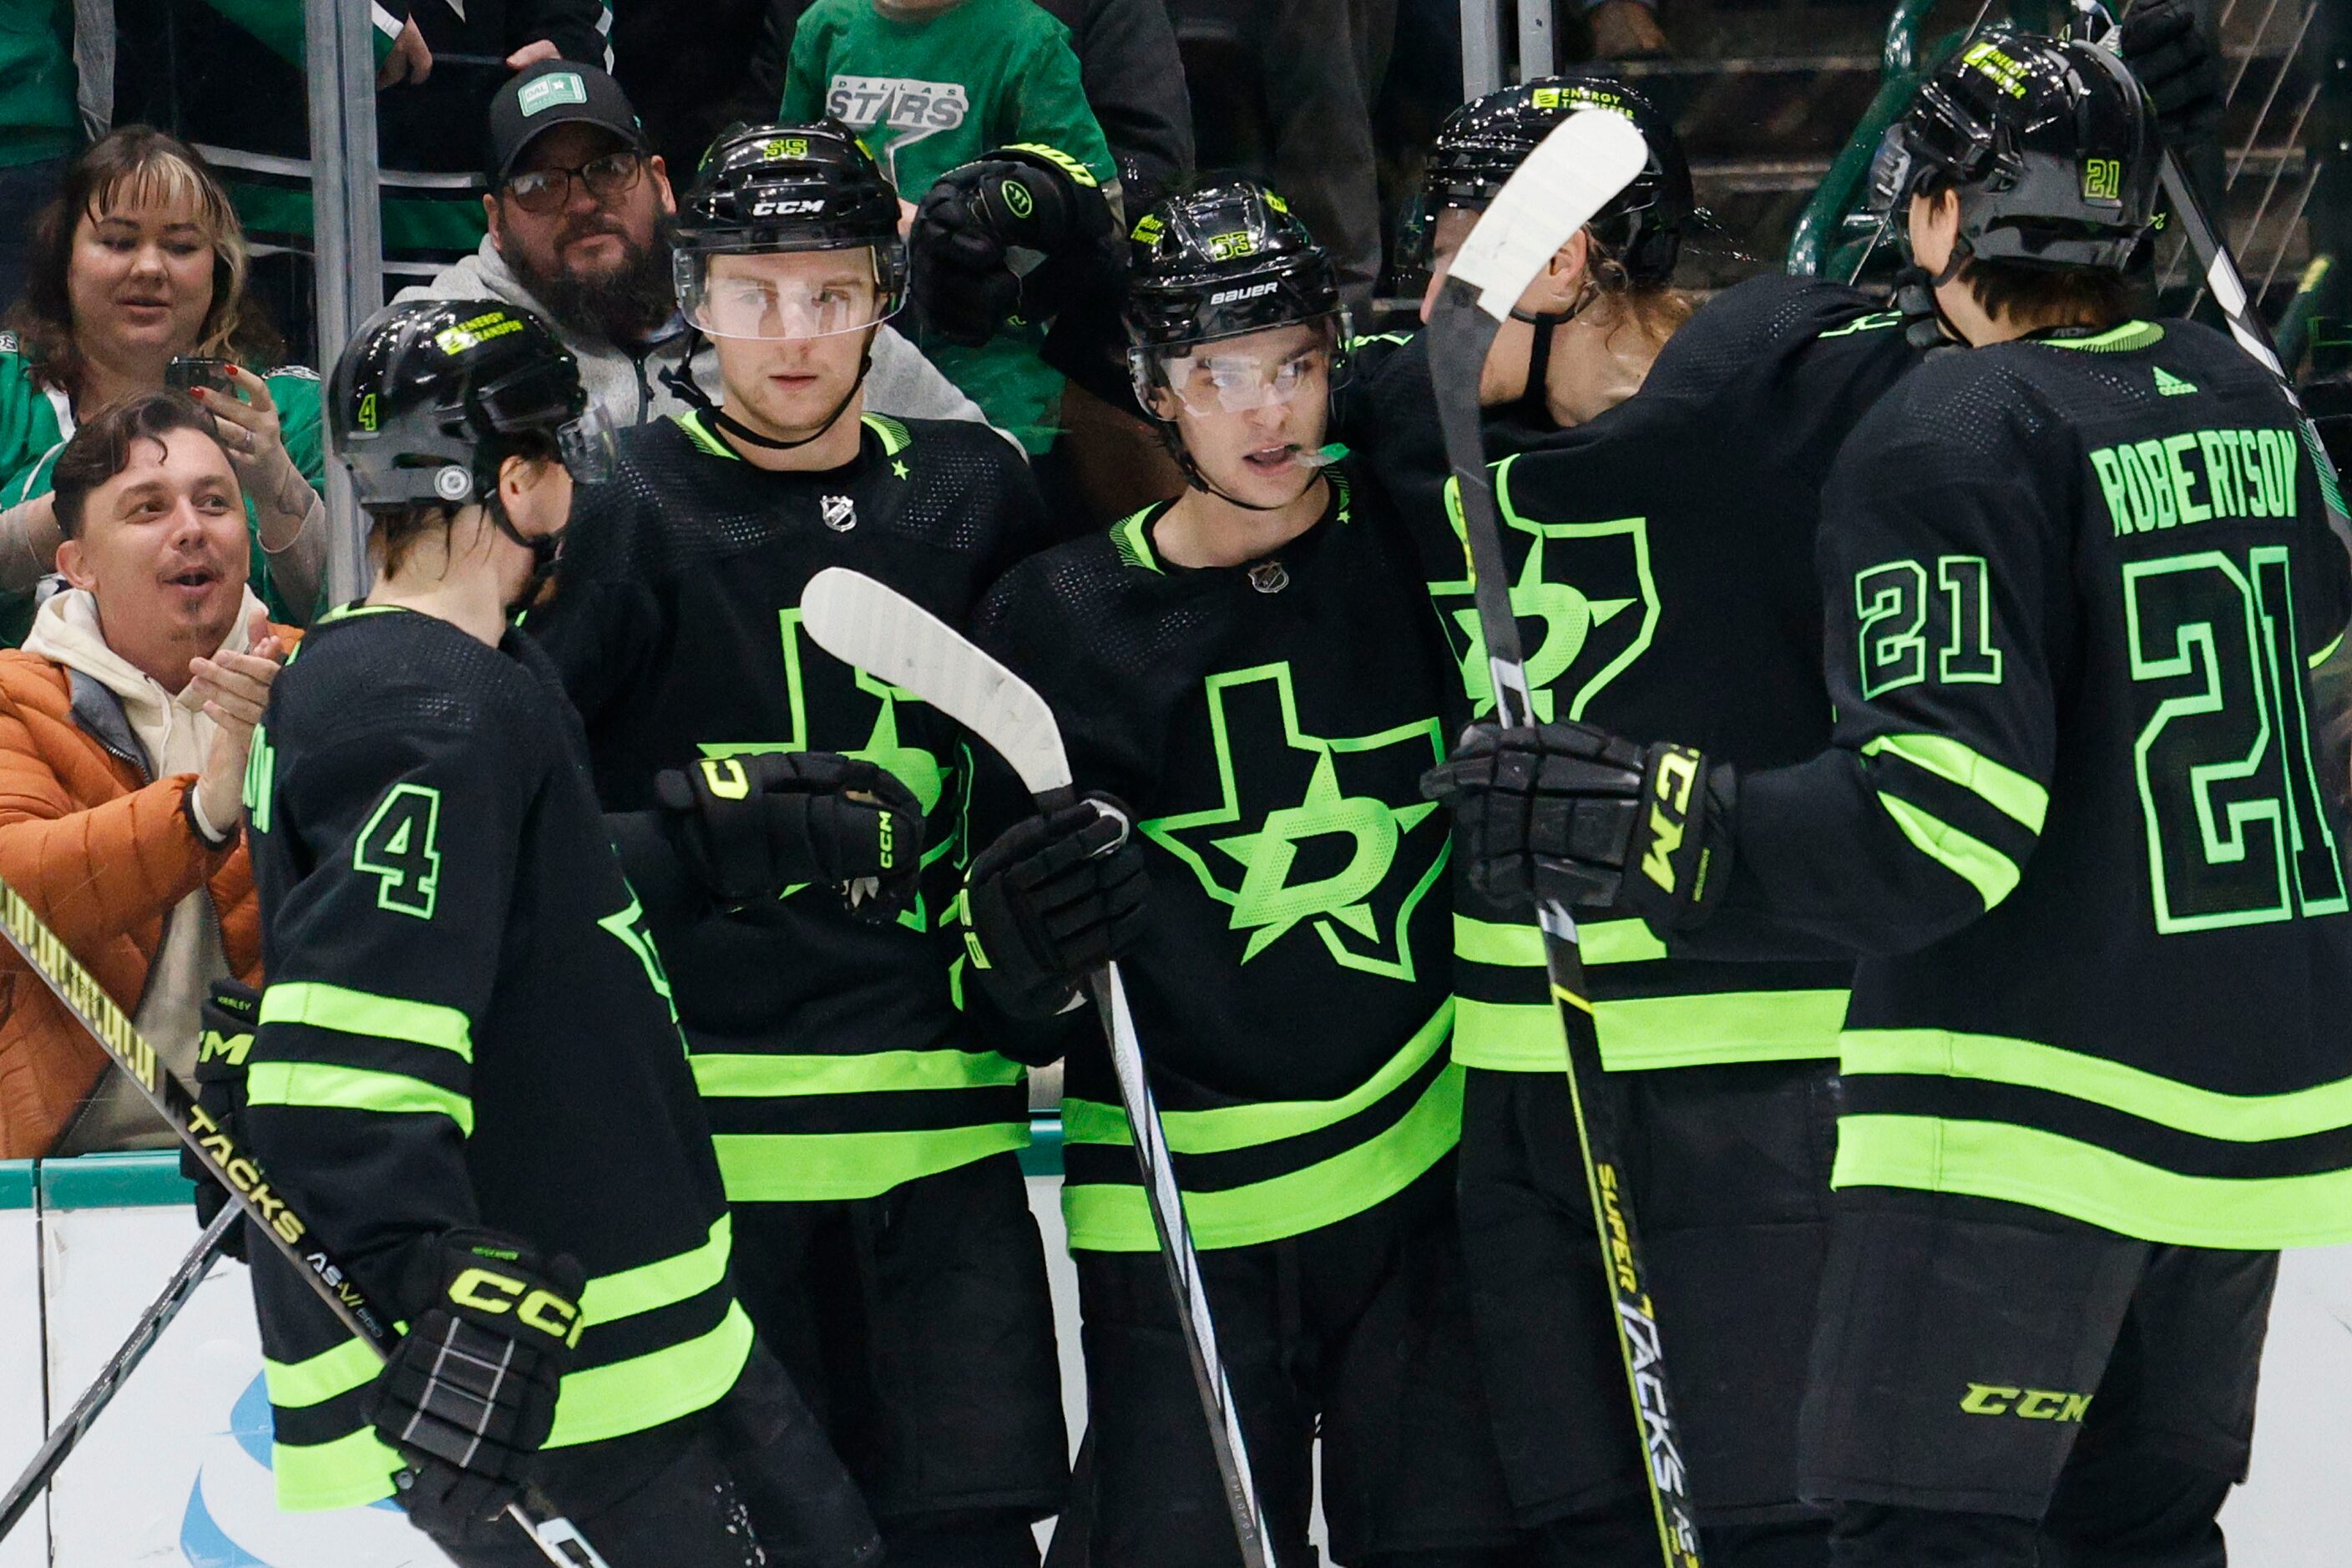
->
xmin=451 ymin=1267 xmax=586 ymax=1348
xmin=1960 ymin=1383 xmax=2092 ymax=1422
xmin=1641 ymin=750 xmax=1698 ymax=893
xmin=698 ymin=757 xmax=752 ymax=800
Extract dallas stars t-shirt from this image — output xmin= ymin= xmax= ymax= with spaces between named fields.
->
xmin=969 ymin=463 xmax=1463 ymax=1252
xmin=780 ymin=0 xmax=1117 ymax=453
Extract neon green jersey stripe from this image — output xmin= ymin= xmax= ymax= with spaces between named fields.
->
xmin=1844 ymin=1028 xmax=2352 ymax=1142
xmin=580 ymin=1214 xmax=732 ymax=1325
xmin=262 ymin=1335 xmax=382 ymax=1409
xmin=259 ymin=981 xmax=472 ymax=1060
xmin=1876 ymin=794 xmax=2022 ymax=909
xmin=1062 ymin=1002 xmax=1451 ymax=1156
xmin=271 ymin=1426 xmax=405 ymax=1512
xmin=1864 ymin=734 xmax=2049 ymax=832
xmin=1833 ymin=1113 xmax=2352 ymax=1248
xmin=1454 ymin=989 xmax=1847 ymax=1071
xmin=1455 ymin=913 xmax=1665 ymax=968
xmin=690 ymin=1048 xmax=1024 ymax=1098
xmin=713 ymin=1121 xmax=1028 ymax=1202
xmin=1064 ymin=1064 xmax=1464 ymax=1251
xmin=244 ymin=1061 xmax=473 ymax=1136
xmin=545 ymin=1299 xmax=756 ymax=1449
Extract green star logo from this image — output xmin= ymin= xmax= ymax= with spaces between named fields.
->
xmin=891 ymin=458 xmax=911 ymax=480
xmin=1428 ymin=468 xmax=1659 ymax=721
xmin=1143 ymin=662 xmax=1448 ymax=979
xmin=700 ymin=609 xmax=951 ymax=928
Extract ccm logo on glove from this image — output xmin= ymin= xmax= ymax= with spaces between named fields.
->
xmin=448 ymin=1264 xmax=586 ymax=1347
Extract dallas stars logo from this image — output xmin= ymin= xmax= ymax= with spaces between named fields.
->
xmin=700 ymin=608 xmax=949 ymax=928
xmin=1143 ymin=662 xmax=1448 ymax=981
xmin=1428 ymin=467 xmax=1659 ymax=721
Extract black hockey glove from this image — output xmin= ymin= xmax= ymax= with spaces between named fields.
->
xmin=964 ymin=794 xmax=1148 ymax=1019
xmin=656 ymin=751 xmax=924 ymax=923
xmin=2119 ymin=0 xmax=2223 ymax=147
xmin=1421 ymin=721 xmax=1735 ymax=933
xmin=181 ymin=979 xmax=260 ymax=1262
xmin=374 ymin=1228 xmax=584 ymax=1526
xmin=912 ymin=144 xmax=1120 ymax=347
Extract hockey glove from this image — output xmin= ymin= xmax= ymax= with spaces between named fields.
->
xmin=1421 ymin=721 xmax=1735 ymax=933
xmin=964 ymin=794 xmax=1148 ymax=1019
xmin=2119 ymin=0 xmax=2223 ymax=147
xmin=656 ymin=751 xmax=924 ymax=923
xmin=373 ymin=1228 xmax=584 ymax=1525
xmin=912 ymin=144 xmax=1120 ymax=347
xmin=181 ymin=979 xmax=260 ymax=1262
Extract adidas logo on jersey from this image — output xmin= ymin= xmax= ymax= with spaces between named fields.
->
xmin=2154 ymin=367 xmax=2198 ymax=397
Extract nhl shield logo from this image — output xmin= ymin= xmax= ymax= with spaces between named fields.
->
xmin=821 ymin=494 xmax=857 ymax=533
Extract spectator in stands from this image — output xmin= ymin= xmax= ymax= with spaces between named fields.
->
xmin=0 ymin=390 xmax=286 ymax=1158
xmin=0 ymin=128 xmax=325 ymax=646
xmin=0 ymin=0 xmax=80 ymax=311
xmin=754 ymin=0 xmax=1191 ymax=216
xmin=108 ymin=0 xmax=608 ymax=359
xmin=779 ymin=0 xmax=1120 ymax=455
xmin=399 ymin=61 xmax=999 ymax=436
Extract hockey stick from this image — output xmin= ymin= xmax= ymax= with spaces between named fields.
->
xmin=1426 ymin=108 xmax=1704 ymax=1568
xmin=0 ymin=879 xmax=612 ymax=1568
xmin=798 ymin=566 xmax=1275 ymax=1568
xmin=2078 ymin=2 xmax=2349 ymax=538
xmin=0 ymin=1198 xmax=238 ymax=1542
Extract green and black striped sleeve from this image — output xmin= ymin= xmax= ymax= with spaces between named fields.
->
xmin=1694 ymin=409 xmax=2061 ymax=959
xmin=243 ymin=716 xmax=528 ymax=1304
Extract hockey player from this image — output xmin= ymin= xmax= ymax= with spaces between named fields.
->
xmin=236 ymin=296 xmax=886 ymax=1565
xmin=913 ymin=82 xmax=1911 ymax=1565
xmin=1426 ymin=32 xmax=2352 ymax=1566
xmin=961 ymin=181 xmax=1517 ymax=1568
xmin=522 ymin=124 xmax=1067 ymax=1567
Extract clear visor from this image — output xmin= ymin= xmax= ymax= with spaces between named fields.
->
xmin=556 ymin=402 xmax=619 ymax=485
xmin=1865 ymin=124 xmax=1914 ymax=218
xmin=1151 ymin=335 xmax=1338 ymax=417
xmin=677 ymin=252 xmax=899 ymax=341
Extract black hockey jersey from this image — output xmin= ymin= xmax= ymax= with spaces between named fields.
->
xmin=1697 ymin=316 xmax=2352 ymax=1248
xmin=527 ymin=410 xmax=1049 ymax=1205
xmin=240 ymin=604 xmax=749 ymax=1511
xmin=1347 ymin=276 xmax=1921 ymax=1073
xmin=970 ymin=467 xmax=1460 ymax=1251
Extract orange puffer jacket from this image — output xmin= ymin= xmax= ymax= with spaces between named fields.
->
xmin=0 ymin=633 xmax=293 ymax=1156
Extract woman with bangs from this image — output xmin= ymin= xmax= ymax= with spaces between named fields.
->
xmin=0 ymin=126 xmax=325 ymax=643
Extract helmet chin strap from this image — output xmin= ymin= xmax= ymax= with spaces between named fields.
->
xmin=482 ymin=484 xmax=564 ymax=618
xmin=1507 ymin=276 xmax=1599 ymax=424
xmin=1894 ymin=246 xmax=1970 ymax=356
xmin=657 ymin=326 xmax=877 ymax=454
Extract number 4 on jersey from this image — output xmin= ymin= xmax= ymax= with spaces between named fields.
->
xmin=354 ymin=784 xmax=443 ymax=919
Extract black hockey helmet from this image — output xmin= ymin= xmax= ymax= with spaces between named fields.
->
xmin=1125 ymin=180 xmax=1348 ymax=402
xmin=1419 ymin=76 xmax=1696 ymax=288
xmin=1884 ymin=30 xmax=2159 ymax=273
xmin=328 ymin=298 xmax=615 ymax=513
xmin=674 ymin=121 xmax=907 ymax=336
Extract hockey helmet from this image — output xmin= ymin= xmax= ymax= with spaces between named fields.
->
xmin=328 ymin=298 xmax=614 ymax=513
xmin=1125 ymin=180 xmax=1349 ymax=414
xmin=674 ymin=122 xmax=906 ymax=338
xmin=1884 ymin=30 xmax=2159 ymax=272
xmin=1419 ymin=76 xmax=1696 ymax=288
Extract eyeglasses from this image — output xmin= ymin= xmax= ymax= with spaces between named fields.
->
xmin=503 ymin=151 xmax=646 ymax=215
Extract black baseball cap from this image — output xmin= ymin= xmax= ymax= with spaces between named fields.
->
xmin=485 ymin=60 xmax=649 ymax=188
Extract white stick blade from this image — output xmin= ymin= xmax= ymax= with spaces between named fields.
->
xmin=1448 ymin=109 xmax=1650 ymax=321
xmin=798 ymin=567 xmax=1075 ymax=797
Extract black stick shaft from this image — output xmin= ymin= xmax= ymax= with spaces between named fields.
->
xmin=0 ymin=1201 xmax=237 ymax=1543
xmin=1428 ymin=288 xmax=1705 ymax=1568
xmin=1033 ymin=786 xmax=1275 ymax=1568
xmin=0 ymin=880 xmax=608 ymax=1568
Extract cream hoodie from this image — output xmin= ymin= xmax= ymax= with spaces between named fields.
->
xmin=27 ymin=586 xmax=263 ymax=1153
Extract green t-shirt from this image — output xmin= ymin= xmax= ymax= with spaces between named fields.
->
xmin=0 ymin=0 xmax=78 ymax=168
xmin=781 ymin=0 xmax=1116 ymax=453
xmin=0 ymin=341 xmax=326 ymax=644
